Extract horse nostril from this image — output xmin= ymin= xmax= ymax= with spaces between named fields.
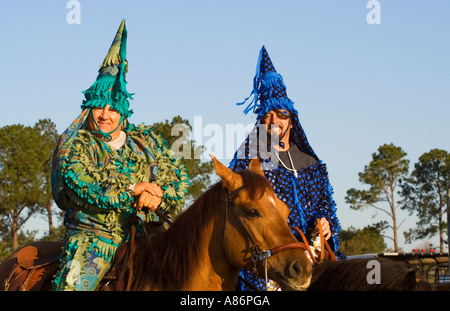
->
xmin=289 ymin=260 xmax=302 ymax=277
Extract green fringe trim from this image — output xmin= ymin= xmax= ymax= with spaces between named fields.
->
xmin=81 ymin=73 xmax=134 ymax=118
xmin=127 ymin=123 xmax=191 ymax=216
xmin=88 ymin=236 xmax=119 ymax=262
xmin=61 ymin=130 xmax=136 ymax=210
xmin=101 ymin=49 xmax=128 ymax=74
xmin=60 ymin=125 xmax=190 ymax=216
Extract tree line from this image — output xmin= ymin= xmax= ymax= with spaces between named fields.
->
xmin=0 ymin=118 xmax=448 ymax=260
xmin=345 ymin=143 xmax=449 ymax=254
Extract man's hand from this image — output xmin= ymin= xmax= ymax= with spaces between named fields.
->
xmin=317 ymin=217 xmax=331 ymax=240
xmin=133 ymin=182 xmax=163 ymax=197
xmin=134 ymin=191 xmax=162 ymax=211
xmin=133 ymin=182 xmax=163 ymax=211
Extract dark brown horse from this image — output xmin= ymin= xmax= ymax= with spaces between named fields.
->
xmin=0 ymin=157 xmax=311 ymax=291
xmin=308 ymin=257 xmax=419 ymax=291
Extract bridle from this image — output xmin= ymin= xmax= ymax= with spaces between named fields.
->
xmin=224 ymin=185 xmax=307 ymax=289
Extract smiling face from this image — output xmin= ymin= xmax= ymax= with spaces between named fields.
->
xmin=86 ymin=105 xmax=123 ymax=141
xmin=260 ymin=109 xmax=292 ymax=148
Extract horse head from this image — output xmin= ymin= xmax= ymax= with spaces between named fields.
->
xmin=211 ymin=156 xmax=312 ymax=291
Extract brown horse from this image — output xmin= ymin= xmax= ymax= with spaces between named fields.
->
xmin=0 ymin=157 xmax=311 ymax=291
xmin=308 ymin=257 xmax=419 ymax=291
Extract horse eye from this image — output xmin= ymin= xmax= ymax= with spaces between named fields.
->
xmin=245 ymin=208 xmax=260 ymax=218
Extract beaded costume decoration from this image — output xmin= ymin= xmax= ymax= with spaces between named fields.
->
xmin=230 ymin=46 xmax=344 ymax=291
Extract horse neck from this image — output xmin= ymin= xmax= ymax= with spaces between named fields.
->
xmin=133 ymin=184 xmax=239 ymax=290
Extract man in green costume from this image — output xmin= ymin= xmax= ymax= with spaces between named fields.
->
xmin=51 ymin=20 xmax=190 ymax=291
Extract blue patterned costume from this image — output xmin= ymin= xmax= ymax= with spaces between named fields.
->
xmin=229 ymin=46 xmax=345 ymax=291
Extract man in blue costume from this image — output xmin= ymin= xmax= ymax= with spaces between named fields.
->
xmin=229 ymin=46 xmax=345 ymax=290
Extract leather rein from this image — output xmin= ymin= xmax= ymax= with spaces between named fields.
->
xmin=224 ymin=185 xmax=307 ymax=288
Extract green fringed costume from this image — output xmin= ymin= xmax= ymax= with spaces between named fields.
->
xmin=51 ymin=20 xmax=189 ymax=291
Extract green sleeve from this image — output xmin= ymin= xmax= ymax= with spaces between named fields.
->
xmin=131 ymin=124 xmax=190 ymax=217
xmin=61 ymin=130 xmax=135 ymax=210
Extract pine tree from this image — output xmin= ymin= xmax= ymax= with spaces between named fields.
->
xmin=0 ymin=120 xmax=58 ymax=251
xmin=400 ymin=149 xmax=450 ymax=252
xmin=345 ymin=143 xmax=409 ymax=251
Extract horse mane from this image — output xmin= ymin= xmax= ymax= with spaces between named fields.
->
xmin=131 ymin=169 xmax=272 ymax=290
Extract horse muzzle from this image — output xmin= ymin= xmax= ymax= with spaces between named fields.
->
xmin=273 ymin=257 xmax=312 ymax=291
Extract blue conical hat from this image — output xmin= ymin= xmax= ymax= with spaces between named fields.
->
xmin=81 ymin=19 xmax=134 ymax=118
xmin=237 ymin=46 xmax=297 ymax=119
xmin=236 ymin=46 xmax=317 ymax=160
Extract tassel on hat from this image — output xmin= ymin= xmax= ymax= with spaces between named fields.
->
xmin=237 ymin=46 xmax=297 ymax=120
xmin=81 ymin=19 xmax=134 ymax=118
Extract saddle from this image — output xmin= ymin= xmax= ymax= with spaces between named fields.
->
xmin=1 ymin=220 xmax=166 ymax=291
xmin=2 ymin=241 xmax=63 ymax=291
xmin=1 ymin=240 xmax=134 ymax=292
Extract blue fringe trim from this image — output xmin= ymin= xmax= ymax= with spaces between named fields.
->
xmin=236 ymin=48 xmax=298 ymax=120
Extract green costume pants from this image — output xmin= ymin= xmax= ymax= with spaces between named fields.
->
xmin=52 ymin=232 xmax=118 ymax=291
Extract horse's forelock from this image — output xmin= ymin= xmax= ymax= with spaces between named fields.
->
xmin=237 ymin=170 xmax=273 ymax=201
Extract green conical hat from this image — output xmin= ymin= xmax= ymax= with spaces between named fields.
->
xmin=81 ymin=19 xmax=134 ymax=118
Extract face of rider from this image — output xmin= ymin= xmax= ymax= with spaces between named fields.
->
xmin=86 ymin=105 xmax=123 ymax=141
xmin=260 ymin=109 xmax=292 ymax=147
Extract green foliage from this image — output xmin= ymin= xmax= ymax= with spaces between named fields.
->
xmin=0 ymin=119 xmax=59 ymax=251
xmin=34 ymin=119 xmax=60 ymax=237
xmin=339 ymin=222 xmax=387 ymax=256
xmin=400 ymin=149 xmax=450 ymax=251
xmin=150 ymin=116 xmax=214 ymax=201
xmin=345 ymin=143 xmax=409 ymax=251
xmin=346 ymin=143 xmax=409 ymax=211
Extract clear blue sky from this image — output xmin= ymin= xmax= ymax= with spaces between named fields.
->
xmin=1 ymin=1 xmax=449 ymax=251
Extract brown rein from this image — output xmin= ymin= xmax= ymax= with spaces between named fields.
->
xmin=292 ymin=222 xmax=337 ymax=265
xmin=225 ymin=186 xmax=337 ymax=267
xmin=269 ymin=241 xmax=307 ymax=256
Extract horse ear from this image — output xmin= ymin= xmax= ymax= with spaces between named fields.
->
xmin=249 ymin=158 xmax=265 ymax=176
xmin=210 ymin=154 xmax=240 ymax=189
